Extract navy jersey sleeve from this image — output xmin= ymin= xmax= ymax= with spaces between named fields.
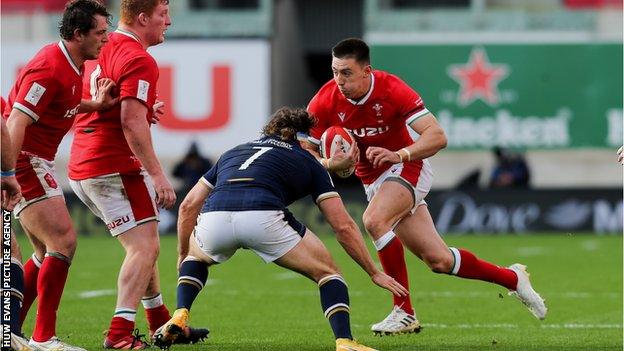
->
xmin=308 ymin=158 xmax=339 ymax=204
xmin=200 ymin=162 xmax=218 ymax=189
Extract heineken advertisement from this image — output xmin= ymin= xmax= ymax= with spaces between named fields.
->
xmin=371 ymin=44 xmax=623 ymax=149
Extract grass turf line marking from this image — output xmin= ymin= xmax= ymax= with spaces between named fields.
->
xmin=422 ymin=323 xmax=622 ymax=329
xmin=78 ymin=289 xmax=117 ymax=298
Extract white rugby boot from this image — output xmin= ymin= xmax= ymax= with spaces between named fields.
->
xmin=29 ymin=336 xmax=86 ymax=351
xmin=371 ymin=305 xmax=421 ymax=335
xmin=508 ymin=263 xmax=548 ymax=320
xmin=11 ymin=332 xmax=34 ymax=351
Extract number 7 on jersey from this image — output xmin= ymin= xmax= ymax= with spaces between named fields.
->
xmin=239 ymin=147 xmax=273 ymax=170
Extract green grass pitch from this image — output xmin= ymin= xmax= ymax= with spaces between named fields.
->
xmin=18 ymin=233 xmax=622 ymax=350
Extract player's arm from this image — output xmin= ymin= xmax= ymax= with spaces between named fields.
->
xmin=6 ymin=109 xmax=34 ymax=165
xmin=120 ymin=98 xmax=175 ymax=208
xmin=79 ymin=78 xmax=118 ymax=113
xmin=1 ymin=118 xmax=22 ymax=210
xmin=317 ymin=196 xmax=408 ymax=297
xmin=177 ymin=179 xmax=212 ymax=268
xmin=366 ymin=113 xmax=447 ymax=168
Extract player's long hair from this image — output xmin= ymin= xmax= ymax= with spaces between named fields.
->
xmin=262 ymin=107 xmax=315 ymax=142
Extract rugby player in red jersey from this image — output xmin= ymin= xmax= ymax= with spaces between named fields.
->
xmin=305 ymin=38 xmax=547 ymax=335
xmin=5 ymin=1 xmax=114 ymax=349
xmin=68 ymin=0 xmax=207 ymax=348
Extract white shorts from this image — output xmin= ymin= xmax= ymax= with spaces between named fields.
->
xmin=363 ymin=160 xmax=433 ymax=213
xmin=193 ymin=210 xmax=305 ymax=263
xmin=14 ymin=155 xmax=64 ymax=217
xmin=69 ymin=170 xmax=159 ymax=236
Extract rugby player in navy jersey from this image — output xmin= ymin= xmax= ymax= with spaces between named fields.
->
xmin=153 ymin=107 xmax=407 ymax=351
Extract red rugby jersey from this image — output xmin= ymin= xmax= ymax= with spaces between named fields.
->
xmin=308 ymin=70 xmax=430 ymax=184
xmin=69 ymin=29 xmax=159 ymax=180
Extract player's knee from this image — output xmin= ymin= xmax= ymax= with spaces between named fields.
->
xmin=140 ymin=242 xmax=160 ymax=263
xmin=423 ymin=253 xmax=453 ymax=273
xmin=54 ymin=228 xmax=78 ymax=257
xmin=309 ymin=261 xmax=340 ymax=283
xmin=362 ymin=212 xmax=388 ymax=238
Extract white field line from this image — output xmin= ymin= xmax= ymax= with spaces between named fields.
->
xmin=77 ymin=280 xmax=219 ymax=299
xmin=77 ymin=289 xmax=116 ymax=298
xmin=422 ymin=323 xmax=622 ymax=329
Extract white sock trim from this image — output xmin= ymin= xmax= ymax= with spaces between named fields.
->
xmin=114 ymin=308 xmax=137 ymax=322
xmin=374 ymin=230 xmax=396 ymax=251
xmin=31 ymin=254 xmax=43 ymax=268
xmin=317 ymin=274 xmax=347 ymax=287
xmin=178 ymin=275 xmax=205 ymax=289
xmin=141 ymin=293 xmax=164 ymax=309
xmin=182 ymin=255 xmax=203 ymax=263
xmin=449 ymin=247 xmax=461 ymax=275
xmin=323 ymin=303 xmax=350 ymax=318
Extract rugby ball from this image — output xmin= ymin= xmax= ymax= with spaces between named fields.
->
xmin=319 ymin=126 xmax=356 ymax=178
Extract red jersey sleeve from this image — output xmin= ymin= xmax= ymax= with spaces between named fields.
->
xmin=1 ymin=97 xmax=6 ymax=120
xmin=118 ymin=54 xmax=158 ymax=114
xmin=390 ymin=76 xmax=430 ymax=125
xmin=12 ymin=67 xmax=59 ymax=122
xmin=307 ymin=92 xmax=331 ymax=145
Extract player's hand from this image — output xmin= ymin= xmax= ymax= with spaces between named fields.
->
xmin=152 ymin=173 xmax=176 ymax=209
xmin=328 ymin=137 xmax=359 ymax=171
xmin=150 ymin=100 xmax=165 ymax=124
xmin=95 ymin=78 xmax=119 ymax=110
xmin=1 ymin=175 xmax=22 ymax=211
xmin=617 ymin=146 xmax=623 ymax=165
xmin=371 ymin=271 xmax=409 ymax=297
xmin=366 ymin=146 xmax=401 ymax=168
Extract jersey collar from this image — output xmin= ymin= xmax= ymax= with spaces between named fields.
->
xmin=346 ymin=72 xmax=375 ymax=106
xmin=57 ymin=40 xmax=81 ymax=76
xmin=115 ymin=28 xmax=141 ymax=42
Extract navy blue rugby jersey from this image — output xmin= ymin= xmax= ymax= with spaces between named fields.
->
xmin=200 ymin=136 xmax=338 ymax=212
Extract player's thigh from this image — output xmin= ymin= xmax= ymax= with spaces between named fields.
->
xmin=364 ymin=181 xmax=413 ymax=234
xmin=193 ymin=211 xmax=239 ymax=263
xmin=274 ymin=229 xmax=339 ymax=282
xmin=395 ymin=205 xmax=450 ymax=260
xmin=17 ymin=196 xmax=75 ymax=248
xmin=187 ymin=234 xmax=217 ymax=266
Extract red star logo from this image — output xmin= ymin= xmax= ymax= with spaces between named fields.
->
xmin=448 ymin=48 xmax=509 ymax=106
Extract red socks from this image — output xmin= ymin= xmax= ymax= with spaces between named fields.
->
xmin=377 ymin=236 xmax=413 ymax=315
xmin=451 ymin=248 xmax=518 ymax=290
xmin=20 ymin=255 xmax=41 ymax=326
xmin=107 ymin=316 xmax=136 ymax=342
xmin=31 ymin=254 xmax=70 ymax=342
xmin=142 ymin=294 xmax=171 ymax=334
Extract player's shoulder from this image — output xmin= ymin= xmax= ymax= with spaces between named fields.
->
xmin=122 ymin=48 xmax=157 ymax=70
xmin=309 ymin=78 xmax=340 ymax=112
xmin=374 ymin=70 xmax=410 ymax=90
xmin=108 ymin=32 xmax=157 ymax=69
xmin=21 ymin=43 xmax=64 ymax=79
